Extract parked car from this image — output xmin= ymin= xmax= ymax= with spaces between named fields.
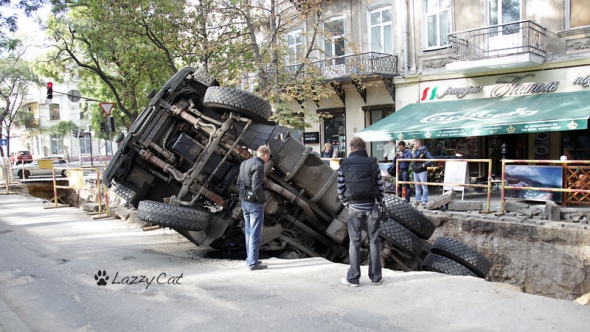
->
xmin=103 ymin=67 xmax=490 ymax=278
xmin=9 ymin=151 xmax=33 ymax=165
xmin=12 ymin=156 xmax=74 ymax=179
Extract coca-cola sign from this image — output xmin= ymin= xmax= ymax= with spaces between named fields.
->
xmin=421 ymin=108 xmax=538 ymax=124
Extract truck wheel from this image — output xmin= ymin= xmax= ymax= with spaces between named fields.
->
xmin=431 ymin=237 xmax=491 ymax=278
xmin=379 ymin=218 xmax=423 ymax=257
xmin=421 ymin=253 xmax=478 ymax=277
xmin=18 ymin=170 xmax=30 ymax=179
xmin=137 ymin=200 xmax=208 ymax=231
xmin=382 ymin=195 xmax=436 ymax=239
xmin=203 ymin=86 xmax=272 ymax=123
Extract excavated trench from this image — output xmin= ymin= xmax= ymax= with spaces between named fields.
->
xmin=14 ymin=180 xmax=590 ymax=301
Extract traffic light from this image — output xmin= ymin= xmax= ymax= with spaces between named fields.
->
xmin=100 ymin=122 xmax=106 ymax=132
xmin=46 ymin=82 xmax=53 ymax=99
xmin=72 ymin=129 xmax=78 ymax=138
xmin=109 ymin=117 xmax=115 ymax=132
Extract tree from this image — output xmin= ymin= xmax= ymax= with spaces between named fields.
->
xmin=37 ymin=0 xmax=340 ymax=132
xmin=0 ymin=48 xmax=40 ymax=157
xmin=197 ymin=0 xmax=337 ymax=127
xmin=37 ymin=0 xmax=188 ymax=130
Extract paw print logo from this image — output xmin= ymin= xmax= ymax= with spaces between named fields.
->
xmin=94 ymin=270 xmax=109 ymax=286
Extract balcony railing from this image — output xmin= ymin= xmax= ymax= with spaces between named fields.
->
xmin=288 ymin=52 xmax=398 ymax=81
xmin=448 ymin=20 xmax=546 ymax=61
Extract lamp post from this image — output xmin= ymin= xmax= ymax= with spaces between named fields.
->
xmin=501 ymin=142 xmax=507 ymax=160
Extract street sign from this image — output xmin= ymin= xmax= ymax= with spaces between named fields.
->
xmin=100 ymin=103 xmax=114 ymax=116
xmin=0 ymin=139 xmax=7 ymax=146
xmin=68 ymin=89 xmax=81 ymax=103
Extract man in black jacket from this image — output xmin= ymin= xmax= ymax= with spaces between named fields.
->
xmin=237 ymin=146 xmax=271 ymax=271
xmin=338 ymin=137 xmax=385 ymax=286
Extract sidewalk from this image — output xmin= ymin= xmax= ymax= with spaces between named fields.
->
xmin=0 ymin=193 xmax=589 ymax=331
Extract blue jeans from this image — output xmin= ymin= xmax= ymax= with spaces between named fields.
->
xmin=346 ymin=207 xmax=382 ymax=284
xmin=414 ymin=171 xmax=428 ymax=203
xmin=241 ymin=201 xmax=264 ymax=268
xmin=398 ymin=169 xmax=411 ymax=202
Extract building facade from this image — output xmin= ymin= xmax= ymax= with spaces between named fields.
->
xmin=290 ymin=0 xmax=590 ymax=176
xmin=11 ymin=79 xmax=115 ymax=163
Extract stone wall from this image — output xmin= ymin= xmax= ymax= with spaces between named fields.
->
xmin=426 ymin=212 xmax=590 ymax=300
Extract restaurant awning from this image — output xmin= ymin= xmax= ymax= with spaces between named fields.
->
xmin=356 ymin=91 xmax=590 ymax=141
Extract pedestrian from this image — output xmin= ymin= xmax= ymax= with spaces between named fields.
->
xmin=237 ymin=145 xmax=272 ymax=271
xmin=337 ymin=137 xmax=384 ymax=287
xmin=321 ymin=143 xmax=333 ymax=158
xmin=389 ymin=140 xmax=412 ymax=203
xmin=412 ymin=139 xmax=433 ymax=205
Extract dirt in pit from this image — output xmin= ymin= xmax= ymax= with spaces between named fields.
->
xmin=8 ymin=180 xmax=80 ymax=206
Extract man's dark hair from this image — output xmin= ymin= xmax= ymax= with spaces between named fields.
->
xmin=398 ymin=140 xmax=406 ymax=147
xmin=350 ymin=137 xmax=366 ymax=151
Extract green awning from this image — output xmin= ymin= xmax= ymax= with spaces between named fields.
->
xmin=356 ymin=91 xmax=590 ymax=141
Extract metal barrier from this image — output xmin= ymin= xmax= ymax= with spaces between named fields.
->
xmin=498 ymin=159 xmax=590 ymax=214
xmin=1 ymin=161 xmax=20 ymax=195
xmin=44 ymin=166 xmax=112 ymax=219
xmin=393 ymin=158 xmax=495 ymax=213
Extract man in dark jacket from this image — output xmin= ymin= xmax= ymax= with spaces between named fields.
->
xmin=237 ymin=146 xmax=271 ymax=271
xmin=393 ymin=141 xmax=412 ymax=202
xmin=338 ymin=137 xmax=384 ymax=286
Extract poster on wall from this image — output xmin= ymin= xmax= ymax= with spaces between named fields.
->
xmin=505 ymin=165 xmax=563 ymax=202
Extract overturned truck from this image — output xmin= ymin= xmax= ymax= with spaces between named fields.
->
xmin=103 ymin=67 xmax=490 ymax=278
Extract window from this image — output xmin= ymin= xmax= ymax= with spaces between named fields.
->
xmin=488 ymin=0 xmax=521 ymax=33
xmin=567 ymin=0 xmax=590 ymax=29
xmin=370 ymin=7 xmax=393 ymax=54
xmin=324 ymin=17 xmax=345 ymax=66
xmin=423 ymin=0 xmax=452 ymax=48
xmin=49 ymin=103 xmax=60 ymax=121
xmin=80 ymin=134 xmax=91 ymax=154
xmin=369 ymin=108 xmax=395 ymax=161
xmin=50 ymin=134 xmax=63 ymax=154
xmin=287 ymin=30 xmax=303 ymax=64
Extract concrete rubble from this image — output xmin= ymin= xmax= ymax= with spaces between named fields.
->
xmin=424 ymin=189 xmax=455 ymax=210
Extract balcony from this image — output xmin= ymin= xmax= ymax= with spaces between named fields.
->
xmin=289 ymin=52 xmax=398 ymax=82
xmin=446 ymin=20 xmax=546 ymax=73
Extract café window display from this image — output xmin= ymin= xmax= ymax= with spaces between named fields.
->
xmin=323 ymin=114 xmax=346 ymax=158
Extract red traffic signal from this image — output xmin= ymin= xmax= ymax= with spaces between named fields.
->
xmin=46 ymin=82 xmax=53 ymax=99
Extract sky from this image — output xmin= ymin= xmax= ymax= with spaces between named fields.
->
xmin=1 ymin=4 xmax=50 ymax=60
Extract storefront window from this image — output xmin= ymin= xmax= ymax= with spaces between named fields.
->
xmin=323 ymin=114 xmax=346 ymax=158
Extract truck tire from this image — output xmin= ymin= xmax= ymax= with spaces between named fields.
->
xmin=203 ymin=86 xmax=272 ymax=123
xmin=382 ymin=195 xmax=436 ymax=239
xmin=137 ymin=200 xmax=208 ymax=231
xmin=431 ymin=237 xmax=491 ymax=278
xmin=421 ymin=253 xmax=478 ymax=277
xmin=379 ymin=218 xmax=423 ymax=257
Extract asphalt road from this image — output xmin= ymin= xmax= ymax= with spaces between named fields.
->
xmin=0 ymin=193 xmax=588 ymax=332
